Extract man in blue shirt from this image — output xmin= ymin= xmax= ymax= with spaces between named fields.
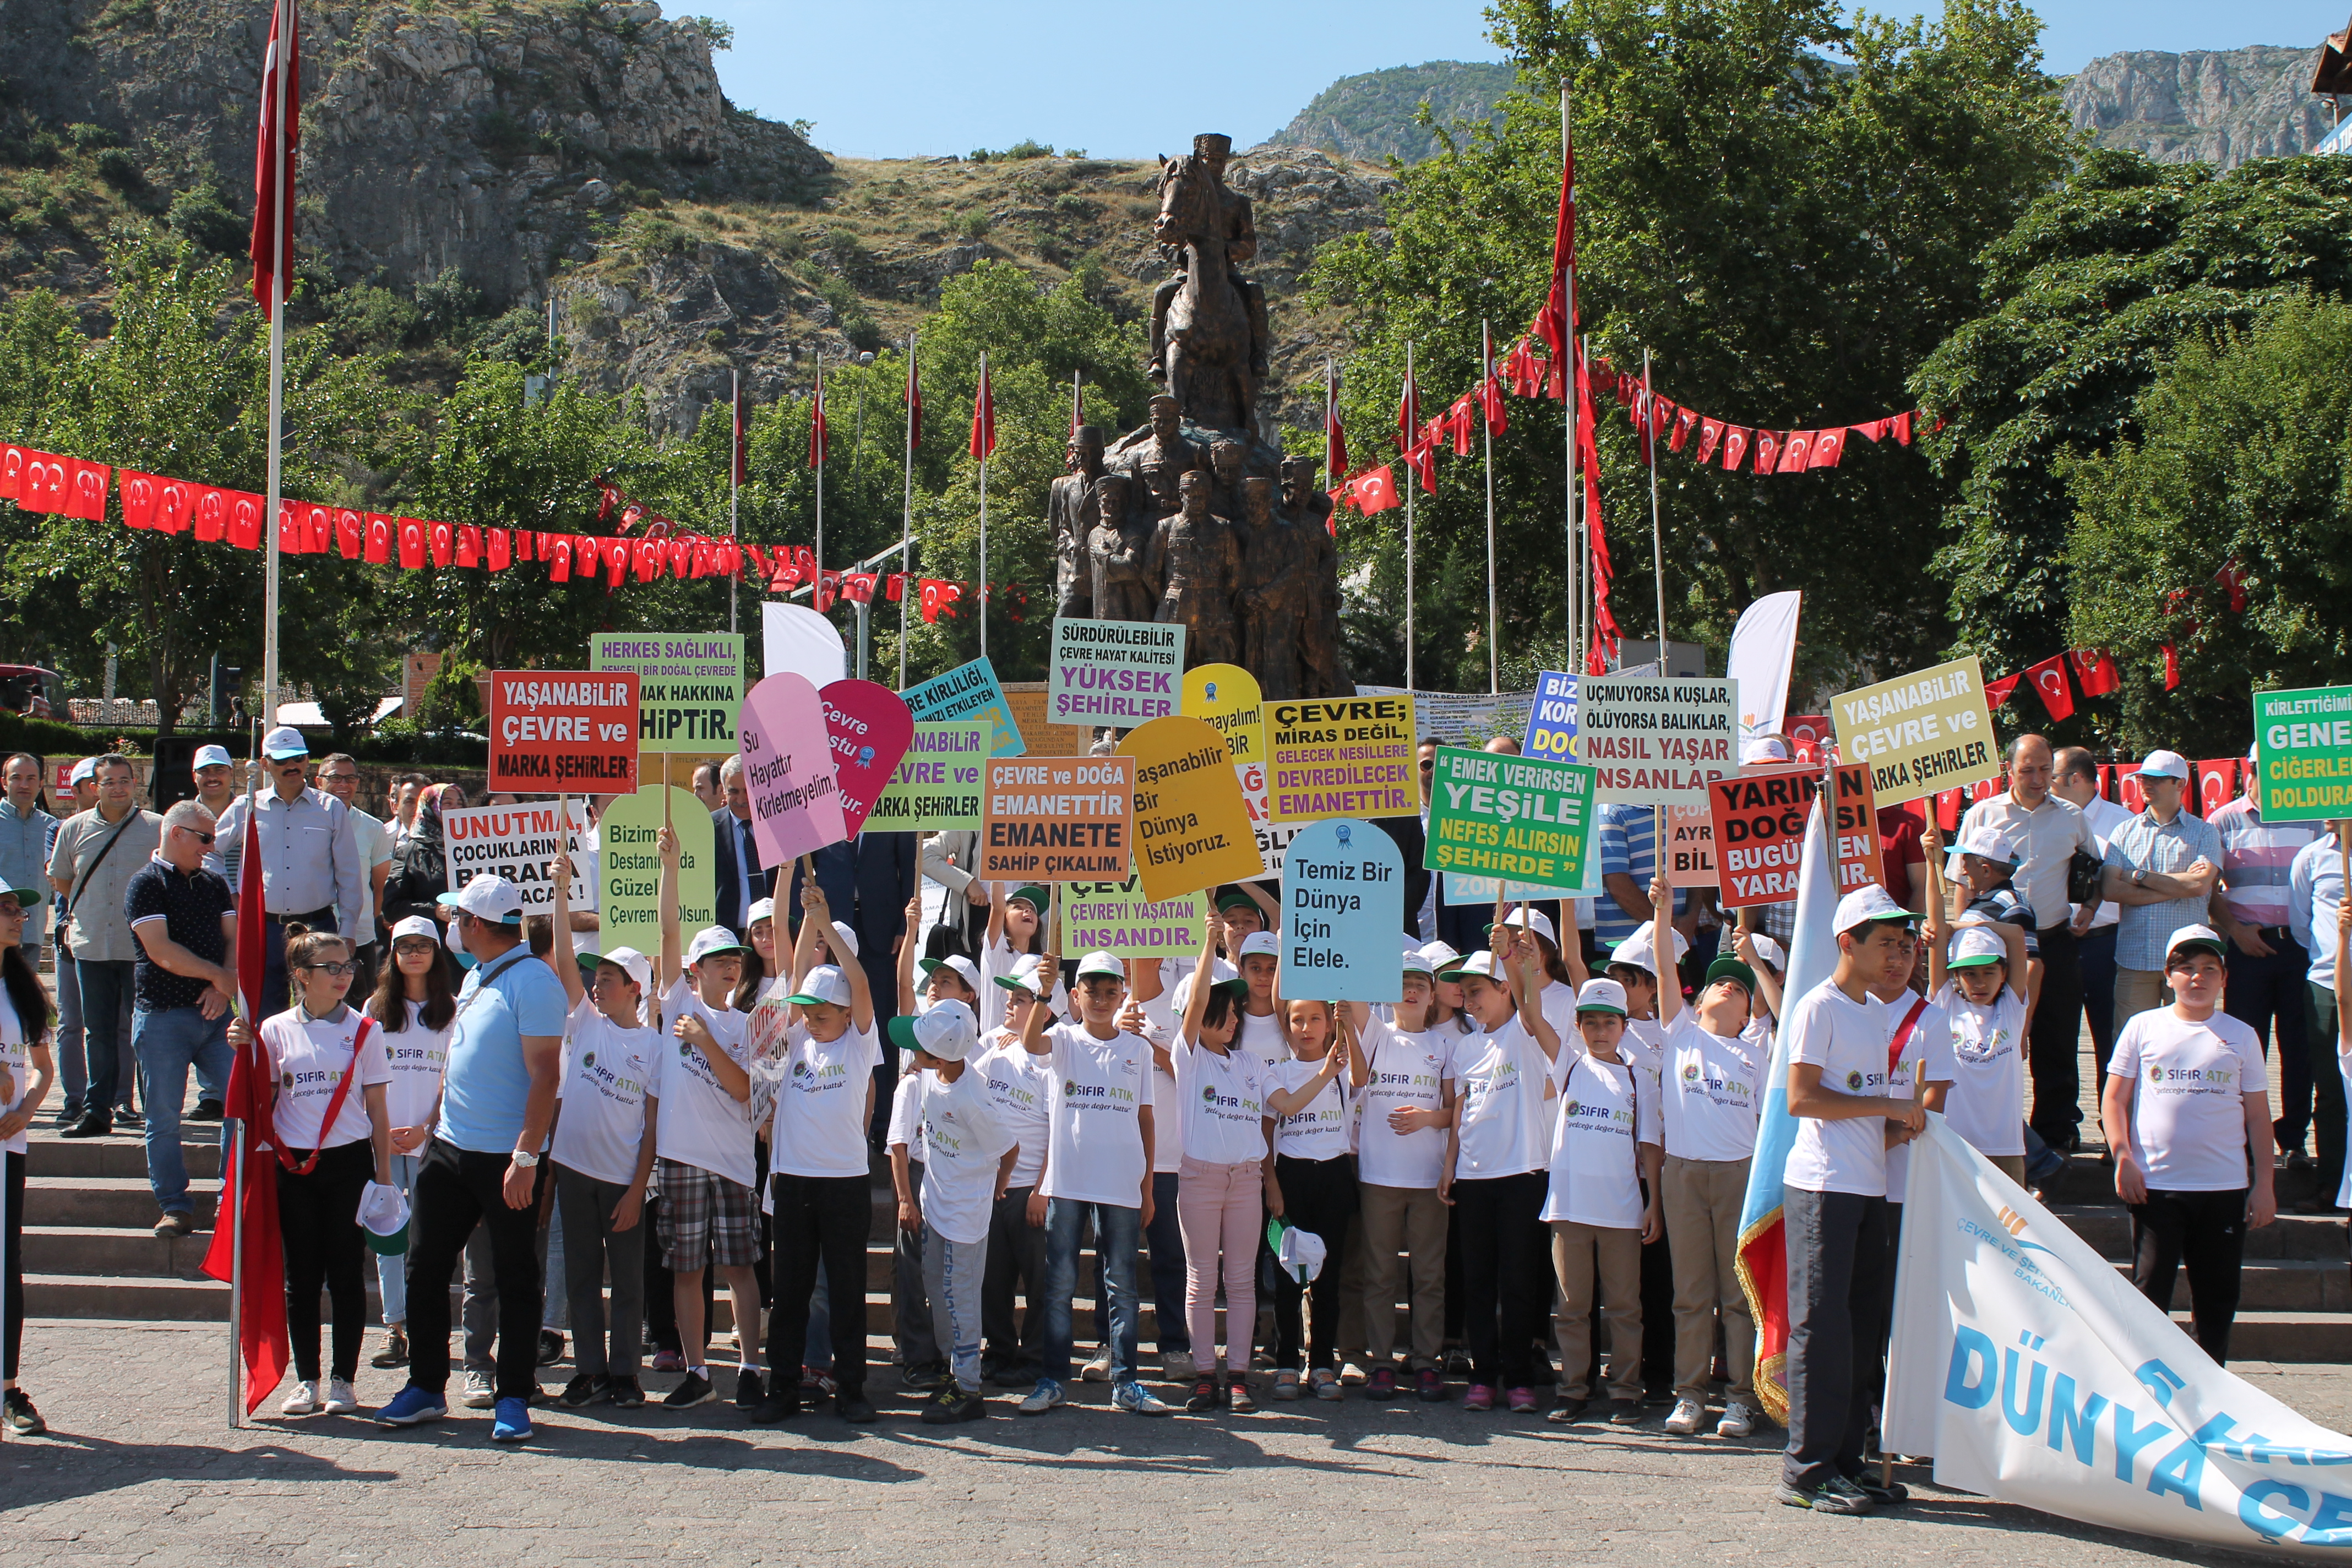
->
xmin=2289 ymin=824 xmax=2350 ymax=1205
xmin=2100 ymin=750 xmax=2223 ymax=1027
xmin=375 ymin=874 xmax=565 ymax=1443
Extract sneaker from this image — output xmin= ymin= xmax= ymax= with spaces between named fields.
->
xmin=189 ymin=1098 xmax=225 ymax=1121
xmin=1017 ymin=1378 xmax=1065 ymax=1416
xmin=1161 ymin=1348 xmax=1195 ymax=1383
xmin=153 ymin=1211 xmax=195 ymax=1239
xmin=801 ymin=1365 xmax=837 ymax=1399
xmin=735 ymin=1368 xmax=765 ymax=1409
xmin=461 ymin=1370 xmax=497 ymax=1409
xmin=1847 ymin=1473 xmax=1909 ymax=1506
xmin=323 ymin=1378 xmax=359 ymax=1415
xmin=1664 ymin=1396 xmax=1706 ymax=1435
xmin=1415 ymin=1368 xmax=1447 ymax=1403
xmin=1506 ymin=1386 xmax=1537 ymax=1413
xmin=1113 ymin=1380 xmax=1171 ymax=1415
xmin=1339 ymin=1359 xmax=1368 ymax=1387
xmin=836 ymin=1392 xmax=877 ymax=1424
xmin=1547 ymin=1397 xmax=1588 ymax=1425
xmin=1079 ymin=1349 xmax=1114 ymax=1382
xmin=1311 ymin=1367 xmax=1343 ymax=1402
xmin=610 ymin=1378 xmax=646 ymax=1409
xmin=1776 ymin=1476 xmax=1872 ymax=1515
xmin=900 ymin=1360 xmax=950 ymax=1392
xmin=1444 ymin=1348 xmax=1473 ymax=1376
xmin=1717 ymin=1400 xmax=1756 ymax=1439
xmin=663 ymin=1372 xmax=715 ymax=1409
xmin=1228 ymin=1376 xmax=1257 ymax=1413
xmin=749 ymin=1389 xmax=802 ymax=1423
xmin=651 ymin=1348 xmax=686 ymax=1373
xmin=560 ymin=1374 xmax=612 ymax=1408
xmin=2 ymin=1389 xmax=46 ymax=1435
xmin=373 ymin=1384 xmax=447 ymax=1428
xmin=921 ymin=1386 xmax=987 ymax=1425
xmin=371 ymin=1327 xmax=409 ymax=1370
xmin=489 ymin=1396 xmax=532 ymax=1442
xmin=1463 ymin=1384 xmax=1495 ymax=1412
xmin=115 ymin=1106 xmax=143 ymax=1129
xmin=1608 ymin=1398 xmax=1643 ymax=1427
xmin=1272 ymin=1369 xmax=1302 ymax=1401
xmin=538 ymin=1330 xmax=565 ymax=1367
xmin=1185 ymin=1374 xmax=1223 ymax=1412
xmin=1366 ymin=1365 xmax=1398 ymax=1400
xmin=281 ymin=1379 xmax=322 ymax=1417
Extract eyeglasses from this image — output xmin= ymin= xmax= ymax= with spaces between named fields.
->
xmin=393 ymin=940 xmax=439 ymax=958
xmin=176 ymin=826 xmax=216 ymax=845
xmin=300 ymin=961 xmax=359 ymax=977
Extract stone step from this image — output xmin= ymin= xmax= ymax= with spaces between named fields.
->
xmin=2048 ymin=1205 xmax=2346 ymax=1262
xmin=25 ymin=1128 xmax=224 ymax=1181
xmin=24 ymin=1176 xmax=216 ymax=1229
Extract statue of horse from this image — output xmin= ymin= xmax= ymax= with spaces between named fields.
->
xmin=1153 ymin=150 xmax=1258 ymax=432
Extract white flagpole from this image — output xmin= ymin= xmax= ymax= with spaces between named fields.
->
xmin=813 ymin=355 xmax=825 ymax=587
xmin=1561 ymin=82 xmax=1579 ymax=678
xmin=728 ymin=368 xmax=740 ymax=637
xmin=1645 ymin=349 xmax=1667 ymax=656
xmin=1404 ymin=339 xmax=1416 ymax=695
xmin=1482 ymin=319 xmax=1499 ymax=696
xmin=260 ymin=0 xmax=290 ymax=731
xmin=900 ymin=330 xmax=916 ymax=690
xmin=1581 ymin=331 xmax=1594 ymax=672
xmin=977 ymin=349 xmax=989 ymax=662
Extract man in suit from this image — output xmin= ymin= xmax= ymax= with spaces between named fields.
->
xmin=711 ymin=755 xmax=772 ymax=938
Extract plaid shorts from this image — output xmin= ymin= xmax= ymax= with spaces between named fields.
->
xmin=654 ymin=1158 xmax=760 ymax=1269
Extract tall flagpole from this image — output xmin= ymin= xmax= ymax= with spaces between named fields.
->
xmin=1403 ymin=339 xmax=1416 ymax=695
xmin=900 ymin=330 xmax=916 ymax=690
xmin=1482 ymin=319 xmax=1499 ymax=695
xmin=1561 ymin=82 xmax=1579 ymax=678
xmin=1581 ymin=331 xmax=1594 ymax=672
xmin=812 ymin=355 xmax=825 ymax=589
xmin=977 ymin=349 xmax=989 ymax=662
xmin=1645 ymin=349 xmax=1667 ymax=659
xmin=260 ymin=0 xmax=290 ymax=730
xmin=727 ymin=368 xmax=740 ymax=636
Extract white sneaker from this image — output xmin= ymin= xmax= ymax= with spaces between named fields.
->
xmin=1717 ymin=1400 xmax=1755 ymax=1439
xmin=322 ymin=1377 xmax=359 ymax=1415
xmin=462 ymin=1369 xmax=497 ymax=1409
xmin=1161 ymin=1349 xmax=1195 ymax=1383
xmin=281 ymin=1380 xmax=321 ymax=1417
xmin=1079 ymin=1349 xmax=1114 ymax=1382
xmin=1664 ymin=1396 xmax=1706 ymax=1435
xmin=1338 ymin=1360 xmax=1368 ymax=1387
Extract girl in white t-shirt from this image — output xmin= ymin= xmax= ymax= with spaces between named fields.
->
xmin=1343 ymin=950 xmax=1456 ymax=1401
xmin=1168 ymin=929 xmax=1267 ymax=1413
xmin=732 ymin=897 xmax=784 ymax=1010
xmin=0 ymin=885 xmax=55 ymax=1438
xmin=360 ymin=914 xmax=456 ymax=1375
xmin=974 ymin=954 xmax=1055 ymax=1383
xmin=232 ymin=925 xmax=394 ymax=1418
xmin=1265 ymin=992 xmax=1361 ymax=1401
xmin=1930 ymin=912 xmax=2031 ymax=1182
xmin=979 ymin=884 xmax=1048 ymax=1036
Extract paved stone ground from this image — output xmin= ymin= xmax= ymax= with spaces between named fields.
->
xmin=1 ymin=1322 xmax=2340 ymax=1566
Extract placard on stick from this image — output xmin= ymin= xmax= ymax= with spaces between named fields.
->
xmin=1578 ymin=676 xmax=1738 ymax=804
xmin=443 ymin=800 xmax=590 ymax=910
xmin=820 ymin=679 xmax=914 ymax=836
xmin=902 ymin=656 xmax=1025 ymax=756
xmin=981 ymin=755 xmax=1135 ymax=880
xmin=864 ymin=720 xmax=987 ymax=832
xmin=1665 ymin=805 xmax=1716 ymax=888
xmin=591 ymin=633 xmax=745 ymax=753
xmin=737 ymin=673 xmax=846 ymax=865
xmin=1709 ymin=764 xmax=1882 ymax=908
xmin=1423 ymin=744 xmax=1596 ymax=894
xmin=1059 ymin=876 xmax=1206 ymax=959
xmin=1265 ymin=695 xmax=1419 ymax=823
xmin=1048 ymin=616 xmax=1185 ymax=728
xmin=1522 ymin=670 xmax=1579 ymax=761
xmin=1281 ymin=818 xmax=1404 ymax=1001
xmin=2255 ymin=684 xmax=2352 ymax=823
xmin=597 ymin=785 xmax=715 ymax=946
xmin=487 ymin=671 xmax=639 ymax=794
xmin=1831 ymin=656 xmax=1996 ymax=807
xmin=1117 ymin=715 xmax=1263 ymax=899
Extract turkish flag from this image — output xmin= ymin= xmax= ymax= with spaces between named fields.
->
xmin=248 ymin=0 xmax=301 ymax=319
xmin=428 ymin=520 xmax=454 ymax=568
xmin=13 ymin=451 xmax=65 ymax=513
xmin=1852 ymin=419 xmax=1887 ymax=443
xmin=1752 ymin=430 xmax=1782 ymax=475
xmin=64 ymin=459 xmax=110 ymax=520
xmin=456 ymin=524 xmax=482 ymax=568
xmin=1671 ymin=406 xmax=1698 ymax=453
xmin=1809 ymin=427 xmax=1845 ymax=468
xmin=1449 ymin=394 xmax=1475 ymax=458
xmin=1478 ymin=372 xmax=1507 ymax=437
xmin=1777 ymin=431 xmax=1814 ymax=472
xmin=919 ymin=578 xmax=945 ymax=623
xmin=190 ymin=488 xmax=228 ymax=542
xmin=363 ymin=513 xmax=392 ymax=563
xmin=1970 ymin=776 xmax=2000 ymax=805
xmin=545 ymin=536 xmax=570 ymax=582
xmin=303 ymin=502 xmax=334 ymax=553
xmin=1935 ymin=788 xmax=1964 ymax=833
xmin=2195 ymin=758 xmax=2239 ymax=818
xmin=2023 ymin=655 xmax=2073 ymax=721
xmin=333 ymin=508 xmax=361 ymax=558
xmin=905 ymin=338 xmax=924 ymax=449
xmin=154 ymin=478 xmax=195 ymax=533
xmin=1402 ymin=438 xmax=1437 ymax=495
xmin=2069 ymin=648 xmax=2120 ymax=696
xmin=0 ymin=444 xmax=25 ymax=499
xmin=1721 ymin=426 xmax=1750 ymax=471
xmin=603 ymin=537 xmax=630 ymax=588
xmin=1348 ymin=465 xmax=1400 ymax=515
xmin=2162 ymin=643 xmax=2181 ymax=691
xmin=487 ymin=527 xmax=510 ymax=570
xmin=514 ymin=529 xmax=533 ymax=563
xmin=885 ymin=573 xmax=906 ymax=602
xmin=844 ymin=571 xmax=878 ymax=604
xmin=1984 ymin=673 xmax=2020 ymax=711
xmin=808 ymin=363 xmax=829 ymax=468
xmin=574 ymin=536 xmax=600 ymax=576
xmin=815 ymin=570 xmax=840 ymax=613
xmin=1501 ymin=338 xmax=1543 ymax=399
xmin=1891 ymin=412 xmax=1914 ymax=447
xmin=398 ymin=518 xmax=426 ymax=568
xmin=118 ymin=471 xmax=161 ymax=529
xmin=667 ymin=538 xmax=692 ymax=578
xmin=2116 ymin=763 xmax=2147 ymax=814
xmin=1696 ymin=417 xmax=1724 ymax=464
xmin=969 ymin=357 xmax=996 ymax=460
xmin=225 ymin=491 xmax=265 ymax=549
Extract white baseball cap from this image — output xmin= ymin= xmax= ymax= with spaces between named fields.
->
xmin=786 ymin=964 xmax=851 ymax=1007
xmin=921 ymin=952 xmax=983 ymax=992
xmin=1402 ymin=947 xmax=1436 ymax=977
xmin=1575 ymin=978 xmax=1629 ymax=1016
xmin=1948 ymin=926 xmax=2007 ymax=968
xmin=1742 ymin=736 xmax=1792 ymax=764
xmin=1489 ymin=906 xmax=1558 ymax=945
xmin=1438 ymin=951 xmax=1500 ymax=982
xmin=1833 ymin=884 xmax=1914 ymax=935
xmin=438 ymin=874 xmax=524 ymax=924
xmin=594 ymin=944 xmax=654 ymax=992
xmin=827 ymin=920 xmax=861 ymax=959
xmin=685 ymin=927 xmax=748 ymax=966
xmin=388 ymin=914 xmax=439 ymax=945
xmin=192 ymin=744 xmax=233 ymax=771
xmin=2138 ymin=749 xmax=2191 ymax=783
xmin=261 ymin=725 xmax=309 ymax=760
xmin=1236 ymin=930 xmax=1281 ymax=961
xmin=1611 ymin=922 xmax=1690 ymax=973
xmin=890 ymin=998 xmax=979 ymax=1062
xmin=1946 ymin=825 xmax=2021 ymax=865
xmin=1074 ymin=950 xmax=1125 ymax=981
xmin=2164 ymin=924 xmax=2228 ymax=964
xmin=1747 ymin=934 xmax=1787 ymax=972
xmin=67 ymin=757 xmax=95 ymax=785
xmin=995 ymin=952 xmax=1052 ymax=997
xmin=743 ymin=897 xmax=776 ymax=929
xmin=1418 ymin=940 xmax=1461 ymax=971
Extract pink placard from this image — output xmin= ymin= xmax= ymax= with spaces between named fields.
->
xmin=736 ymin=673 xmax=846 ymax=865
xmin=820 ymin=679 xmax=916 ymax=837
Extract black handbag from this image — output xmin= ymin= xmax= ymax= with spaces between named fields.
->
xmin=2066 ymin=847 xmax=2104 ymax=906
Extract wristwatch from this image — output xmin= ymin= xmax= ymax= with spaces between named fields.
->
xmin=2132 ymin=868 xmax=2148 ymax=889
xmin=510 ymin=1149 xmax=540 ymax=1169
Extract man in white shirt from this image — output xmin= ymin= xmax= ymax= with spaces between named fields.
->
xmin=2054 ymin=747 xmax=2131 ymax=1106
xmin=1776 ymin=885 xmax=1924 ymax=1517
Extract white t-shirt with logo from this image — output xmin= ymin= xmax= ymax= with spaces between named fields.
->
xmin=1354 ymin=1016 xmax=1454 ymax=1189
xmin=1270 ymin=1054 xmax=1351 ymax=1160
xmin=654 ymin=978 xmax=757 ymax=1190
xmin=369 ymin=999 xmax=453 ymax=1131
xmin=917 ymin=1066 xmax=1012 ymax=1245
xmin=1882 ymin=994 xmax=1953 ymax=1205
xmin=1139 ymin=962 xmax=1191 ymax=1174
xmin=889 ymin=1069 xmax=926 ymax=1156
xmin=1935 ymin=982 xmax=2029 ymax=1158
xmin=1234 ymin=1008 xmax=1288 ymax=1072
xmin=768 ymin=1016 xmax=883 ymax=1180
xmin=1173 ymin=1039 xmax=1268 ymax=1166
xmin=2108 ymin=1008 xmax=2264 ymax=1191
xmin=1451 ymin=1018 xmax=1556 ymax=1181
xmin=553 ymin=997 xmax=656 ymax=1188
xmin=1540 ymin=1050 xmax=1660 ymax=1228
xmin=0 ymin=990 xmax=34 ymax=1155
xmin=1782 ymin=981 xmax=1894 ymax=1197
xmin=261 ymin=1008 xmax=391 ymax=1151
xmin=1039 ymin=1021 xmax=1155 ymax=1208
xmin=1661 ymin=1012 xmax=1760 ymax=1162
xmin=976 ymin=1032 xmax=1053 ymax=1188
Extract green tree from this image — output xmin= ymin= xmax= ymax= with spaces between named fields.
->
xmin=2063 ymin=295 xmax=2352 ymax=754
xmin=1310 ymin=0 xmax=2069 ymax=693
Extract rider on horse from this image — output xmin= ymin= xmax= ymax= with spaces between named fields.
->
xmin=1150 ymin=133 xmax=1270 ymax=382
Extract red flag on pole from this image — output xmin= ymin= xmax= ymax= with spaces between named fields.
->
xmin=905 ymin=340 xmax=923 ymax=450
xmin=1346 ymin=466 xmax=1401 ymax=515
xmin=248 ymin=0 xmax=300 ymax=318
xmin=968 ymin=357 xmax=995 ymax=460
xmin=808 ymin=362 xmax=829 ymax=469
xmin=199 ymin=798 xmax=290 ymax=1416
xmin=1536 ymin=87 xmax=1575 ymax=364
xmin=2024 ymin=655 xmax=2075 ymax=721
xmin=2069 ymin=648 xmax=2120 ymax=696
xmin=1324 ymin=361 xmax=1348 ymax=487
xmin=1985 ymin=674 xmax=2021 ymax=711
xmin=1397 ymin=367 xmax=1419 ymax=457
xmin=732 ymin=375 xmax=747 ymax=486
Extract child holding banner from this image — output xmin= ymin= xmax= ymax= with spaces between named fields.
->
xmin=976 ymin=955 xmax=1055 ymax=1387
xmin=1167 ymin=928 xmax=1266 ymax=1414
xmin=980 ymin=885 xmax=1049 ymax=1036
xmin=1344 ymin=950 xmax=1456 ymax=1403
xmin=1438 ymin=929 xmax=1566 ymax=1413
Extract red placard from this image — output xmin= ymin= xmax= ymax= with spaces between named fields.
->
xmin=1709 ymin=763 xmax=1880 ymax=908
xmin=487 ymin=671 xmax=640 ymax=793
xmin=1829 ymin=761 xmax=1882 ymax=896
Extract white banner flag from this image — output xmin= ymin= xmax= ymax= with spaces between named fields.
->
xmin=1886 ymin=1117 xmax=2352 ymax=1557
xmin=1726 ymin=591 xmax=1800 ymax=745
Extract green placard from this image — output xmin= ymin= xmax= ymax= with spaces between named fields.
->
xmin=591 ymin=633 xmax=748 ymax=754
xmin=597 ymin=785 xmax=717 ymax=946
xmin=864 ymin=720 xmax=988 ymax=832
xmin=1058 ymin=876 xmax=1207 ymax=960
xmin=1422 ymin=744 xmax=1596 ymax=894
xmin=2255 ymin=684 xmax=2352 ymax=823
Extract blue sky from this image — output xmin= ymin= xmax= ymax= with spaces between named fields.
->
xmin=684 ymin=1 xmax=2350 ymax=160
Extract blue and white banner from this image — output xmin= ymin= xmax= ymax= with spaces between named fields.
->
xmin=1886 ymin=1117 xmax=2352 ymax=1557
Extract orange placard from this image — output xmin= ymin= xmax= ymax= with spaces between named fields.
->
xmin=981 ymin=755 xmax=1135 ymax=881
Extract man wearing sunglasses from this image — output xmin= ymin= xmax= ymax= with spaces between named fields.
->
xmin=124 ymin=800 xmax=238 ymax=1238
xmin=215 ymin=727 xmax=365 ymax=1019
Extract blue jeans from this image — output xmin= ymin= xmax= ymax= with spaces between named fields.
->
xmin=75 ymin=957 xmax=138 ymax=1117
xmin=1043 ymin=1197 xmax=1140 ymax=1385
xmin=131 ymin=1005 xmax=231 ymax=1215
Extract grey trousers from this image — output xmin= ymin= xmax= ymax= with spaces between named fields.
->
xmin=895 ymin=1157 xmax=940 ymax=1369
xmin=556 ymin=1163 xmax=645 ymax=1379
xmin=924 ymin=1222 xmax=988 ymax=1393
xmin=1782 ymin=1186 xmax=1890 ymax=1491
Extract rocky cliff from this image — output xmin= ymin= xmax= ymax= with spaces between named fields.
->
xmin=1257 ymin=61 xmax=1517 ymax=166
xmin=2064 ymin=45 xmax=2338 ymax=168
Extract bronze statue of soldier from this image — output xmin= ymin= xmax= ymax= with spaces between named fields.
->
xmin=1049 ymin=425 xmax=1106 ymax=620
xmin=1147 ymin=469 xmax=1240 ymax=668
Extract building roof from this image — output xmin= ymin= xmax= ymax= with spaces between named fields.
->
xmin=2316 ymin=16 xmax=2352 ymax=96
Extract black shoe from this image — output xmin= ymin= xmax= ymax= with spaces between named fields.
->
xmin=735 ymin=1368 xmax=765 ymax=1408
xmin=836 ymin=1392 xmax=876 ymax=1424
xmin=538 ymin=1330 xmax=565 ymax=1366
xmin=989 ymin=1363 xmax=1041 ymax=1389
xmin=1776 ymin=1477 xmax=1872 ymax=1515
xmin=749 ymin=1390 xmax=802 ymax=1424
xmin=188 ymin=1099 xmax=225 ymax=1122
xmin=609 ymin=1378 xmax=646 ymax=1408
xmin=1185 ymin=1375 xmax=1223 ymax=1412
xmin=3 ymin=1389 xmax=45 ymax=1435
xmin=370 ymin=1327 xmax=408 ymax=1369
xmin=1546 ymin=1397 xmax=1588 ymax=1425
xmin=662 ymin=1372 xmax=715 ymax=1409
xmin=50 ymin=1100 xmax=80 ymax=1127
xmin=921 ymin=1386 xmax=985 ymax=1425
xmin=1608 ymin=1398 xmax=1643 ymax=1427
xmin=900 ymin=1360 xmax=947 ymax=1390
xmin=58 ymin=1113 xmax=111 ymax=1139
xmin=115 ymin=1106 xmax=142 ymax=1128
xmin=1846 ymin=1473 xmax=1909 ymax=1506
xmin=560 ymin=1373 xmax=612 ymax=1408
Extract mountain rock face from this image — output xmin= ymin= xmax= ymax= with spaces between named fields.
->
xmin=1256 ymin=61 xmax=1516 ymax=166
xmin=2063 ymin=45 xmax=2339 ymax=168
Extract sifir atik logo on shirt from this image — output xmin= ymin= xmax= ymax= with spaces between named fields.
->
xmin=1063 ymin=1077 xmax=1137 ymax=1104
xmin=1842 ymin=1067 xmax=1886 ymax=1093
xmin=2148 ymin=1062 xmax=2235 ymax=1092
xmin=1954 ymin=1026 xmax=2011 ymax=1065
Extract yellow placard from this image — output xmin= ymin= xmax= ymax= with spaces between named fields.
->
xmin=1830 ymin=655 xmax=1999 ymax=807
xmin=1182 ymin=663 xmax=1266 ymax=766
xmin=1115 ymin=715 xmax=1267 ymax=900
xmin=1265 ymin=695 xmax=1422 ymax=824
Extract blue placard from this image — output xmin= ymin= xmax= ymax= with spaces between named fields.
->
xmin=1522 ymin=670 xmax=1578 ymax=760
xmin=900 ymin=656 xmax=1026 ymax=757
xmin=1280 ymin=818 xmax=1405 ymax=1002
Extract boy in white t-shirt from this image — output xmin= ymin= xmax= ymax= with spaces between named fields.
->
xmin=651 ymin=824 xmax=763 ymax=1413
xmin=1344 ymin=950 xmax=1456 ymax=1402
xmin=890 ymin=1000 xmax=1016 ymax=1423
xmin=1016 ymin=946 xmax=1170 ymax=1418
xmin=1603 ymin=908 xmax=1685 ymax=1404
xmin=2101 ymin=923 xmax=2276 ymax=1364
xmin=976 ymin=955 xmax=1056 ymax=1385
xmin=1777 ymin=885 xmax=1924 ymax=1517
